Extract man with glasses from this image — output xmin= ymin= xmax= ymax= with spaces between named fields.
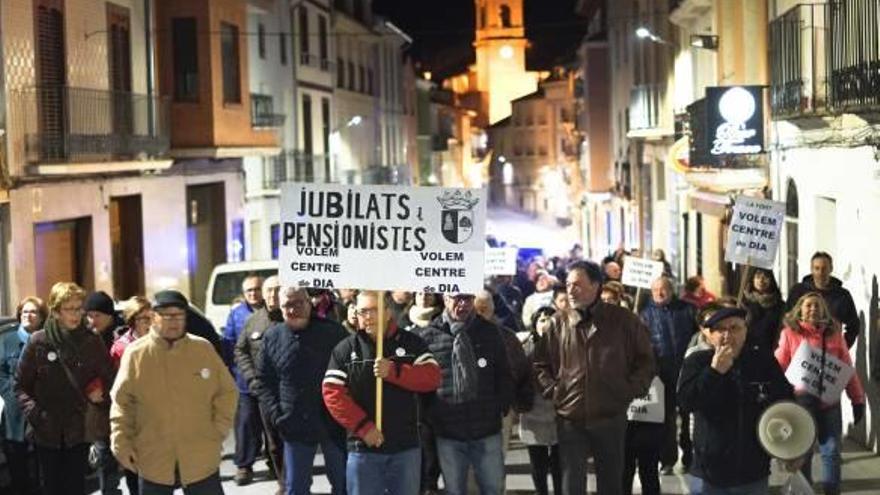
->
xmin=414 ymin=292 xmax=513 ymax=495
xmin=322 ymin=291 xmax=441 ymax=495
xmin=110 ymin=290 xmax=238 ymax=495
xmin=678 ymin=304 xmax=793 ymax=494
xmin=222 ymin=275 xmax=265 ymax=485
xmin=257 ymin=286 xmax=349 ymax=495
xmin=234 ymin=275 xmax=285 ymax=494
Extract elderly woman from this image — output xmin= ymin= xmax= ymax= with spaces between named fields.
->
xmin=15 ymin=282 xmax=115 ymax=495
xmin=1 ymin=296 xmax=48 ymax=495
xmin=775 ymin=293 xmax=865 ymax=495
xmin=110 ymin=296 xmax=153 ymax=369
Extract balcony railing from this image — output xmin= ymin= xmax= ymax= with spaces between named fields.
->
xmin=263 ymin=151 xmax=333 ymax=189
xmin=8 ymin=85 xmax=169 ymax=164
xmin=771 ymin=1 xmax=880 ymax=118
xmin=629 ymin=83 xmax=663 ymax=131
xmin=251 ymin=93 xmax=286 ymax=128
xmin=769 ymin=3 xmax=828 ymax=117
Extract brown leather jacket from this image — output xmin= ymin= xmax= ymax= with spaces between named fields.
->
xmin=534 ymin=302 xmax=655 ymax=426
xmin=15 ymin=328 xmax=114 ymax=448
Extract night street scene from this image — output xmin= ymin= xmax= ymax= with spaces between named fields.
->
xmin=2 ymin=0 xmax=880 ymax=494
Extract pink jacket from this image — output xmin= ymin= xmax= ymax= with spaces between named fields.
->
xmin=775 ymin=322 xmax=865 ymax=406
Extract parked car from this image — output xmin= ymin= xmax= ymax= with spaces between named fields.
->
xmin=205 ymin=260 xmax=278 ymax=331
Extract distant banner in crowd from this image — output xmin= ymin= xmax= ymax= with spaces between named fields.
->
xmin=484 ymin=247 xmax=518 ymax=276
xmin=725 ymin=195 xmax=785 ymax=269
xmin=621 ymin=257 xmax=665 ymax=289
xmin=784 ymin=341 xmax=855 ymax=404
xmin=280 ymin=183 xmax=487 ymax=294
xmin=627 ymin=376 xmax=664 ymax=423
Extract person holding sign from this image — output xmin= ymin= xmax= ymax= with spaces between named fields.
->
xmin=678 ymin=304 xmax=793 ymax=494
xmin=775 ymin=293 xmax=865 ymax=495
xmin=322 ymin=291 xmax=441 ymax=495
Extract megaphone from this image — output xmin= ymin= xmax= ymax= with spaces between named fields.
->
xmin=757 ymin=401 xmax=817 ymax=461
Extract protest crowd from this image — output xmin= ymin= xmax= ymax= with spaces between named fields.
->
xmin=0 ymin=244 xmax=866 ymax=495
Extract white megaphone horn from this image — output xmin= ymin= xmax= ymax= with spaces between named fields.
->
xmin=757 ymin=401 xmax=817 ymax=461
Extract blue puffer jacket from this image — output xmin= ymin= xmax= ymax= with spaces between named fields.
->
xmin=256 ymin=317 xmax=348 ymax=445
xmin=640 ymin=298 xmax=697 ymax=378
xmin=0 ymin=323 xmax=30 ymax=442
xmin=223 ymin=303 xmax=256 ymax=393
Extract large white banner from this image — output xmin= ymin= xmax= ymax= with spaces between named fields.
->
xmin=724 ymin=195 xmax=785 ymax=269
xmin=627 ymin=376 xmax=665 ymax=423
xmin=621 ymin=256 xmax=664 ymax=289
xmin=280 ymin=184 xmax=487 ymax=293
xmin=784 ymin=341 xmax=855 ymax=404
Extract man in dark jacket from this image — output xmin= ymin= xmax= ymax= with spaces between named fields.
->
xmin=786 ymin=251 xmax=860 ymax=348
xmin=257 ymin=286 xmax=348 ymax=495
xmin=534 ymin=260 xmax=655 ymax=495
xmin=234 ymin=275 xmax=284 ymax=493
xmin=678 ymin=305 xmax=793 ymax=493
xmin=414 ymin=293 xmax=513 ymax=495
xmin=640 ymin=277 xmax=698 ymax=473
xmin=322 ymin=291 xmax=442 ymax=495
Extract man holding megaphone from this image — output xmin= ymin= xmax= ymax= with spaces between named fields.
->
xmin=678 ymin=304 xmax=794 ymax=494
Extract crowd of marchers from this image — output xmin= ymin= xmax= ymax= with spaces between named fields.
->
xmin=0 ymin=246 xmax=865 ymax=495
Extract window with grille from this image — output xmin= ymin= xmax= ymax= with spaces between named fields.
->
xmin=221 ymin=22 xmax=241 ymax=104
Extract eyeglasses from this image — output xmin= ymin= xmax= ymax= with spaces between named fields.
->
xmin=282 ymin=300 xmax=309 ymax=311
xmin=356 ymin=308 xmax=378 ymax=317
xmin=156 ymin=312 xmax=186 ymax=321
xmin=244 ymin=287 xmax=262 ymax=293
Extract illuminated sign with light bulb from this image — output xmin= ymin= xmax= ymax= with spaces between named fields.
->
xmin=706 ymin=85 xmax=765 ymax=156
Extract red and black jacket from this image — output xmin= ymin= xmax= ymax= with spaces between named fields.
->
xmin=322 ymin=325 xmax=440 ymax=453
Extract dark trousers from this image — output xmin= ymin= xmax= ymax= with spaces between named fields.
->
xmin=526 ymin=445 xmax=561 ymax=495
xmin=36 ymin=443 xmax=90 ymax=495
xmin=559 ymin=414 xmax=627 ymax=495
xmin=661 ymin=371 xmax=692 ymax=468
xmin=623 ymin=422 xmax=663 ymax=495
xmin=139 ymin=471 xmax=224 ymax=495
xmin=124 ymin=469 xmax=139 ymax=495
xmin=418 ymin=421 xmax=442 ymax=491
xmin=234 ymin=392 xmax=264 ymax=468
xmin=259 ymin=403 xmax=286 ymax=491
xmin=3 ymin=439 xmax=39 ymax=495
xmin=95 ymin=439 xmax=123 ymax=494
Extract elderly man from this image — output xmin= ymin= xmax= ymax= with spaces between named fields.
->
xmin=222 ymin=275 xmax=265 ymax=485
xmin=257 ymin=286 xmax=348 ymax=495
xmin=678 ymin=304 xmax=793 ymax=493
xmin=414 ymin=292 xmax=513 ymax=495
xmin=640 ymin=276 xmax=698 ymax=474
xmin=110 ymin=290 xmax=238 ymax=494
xmin=786 ymin=251 xmax=860 ymax=348
xmin=322 ymin=291 xmax=441 ymax=494
xmin=234 ymin=275 xmax=284 ymax=492
xmin=535 ymin=260 xmax=655 ymax=495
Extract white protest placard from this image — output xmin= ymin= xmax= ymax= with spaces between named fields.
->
xmin=280 ymin=184 xmax=487 ymax=294
xmin=784 ymin=341 xmax=855 ymax=404
xmin=621 ymin=256 xmax=665 ymax=289
xmin=484 ymin=247 xmax=518 ymax=276
xmin=627 ymin=376 xmax=665 ymax=423
xmin=725 ymin=195 xmax=785 ymax=269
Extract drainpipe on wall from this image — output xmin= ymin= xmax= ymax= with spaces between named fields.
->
xmin=144 ymin=0 xmax=156 ymax=138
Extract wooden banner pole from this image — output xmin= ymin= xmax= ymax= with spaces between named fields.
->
xmin=375 ymin=291 xmax=386 ymax=432
xmin=633 ymin=287 xmax=642 ymax=314
xmin=737 ymin=261 xmax=753 ymax=307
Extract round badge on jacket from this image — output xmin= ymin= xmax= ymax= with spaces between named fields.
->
xmin=395 ymin=347 xmax=406 ymax=357
xmin=477 ymin=357 xmax=487 ymax=368
xmin=200 ymin=368 xmax=211 ymax=379
xmin=47 ymin=351 xmax=58 ymax=362
xmin=251 ymin=332 xmax=260 ymax=340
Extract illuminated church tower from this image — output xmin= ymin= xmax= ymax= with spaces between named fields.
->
xmin=474 ymin=0 xmax=540 ymax=124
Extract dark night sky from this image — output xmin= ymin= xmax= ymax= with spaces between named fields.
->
xmin=373 ymin=0 xmax=587 ymax=78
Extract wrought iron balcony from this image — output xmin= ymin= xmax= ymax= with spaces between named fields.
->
xmin=263 ymin=151 xmax=333 ymax=189
xmin=8 ymin=85 xmax=169 ymax=164
xmin=769 ymin=3 xmax=828 ymax=118
xmin=827 ymin=0 xmax=880 ymax=112
xmin=251 ymin=93 xmax=286 ymax=128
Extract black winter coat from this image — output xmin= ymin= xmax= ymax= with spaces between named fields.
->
xmin=257 ymin=317 xmax=348 ymax=444
xmin=234 ymin=308 xmax=282 ymax=396
xmin=678 ymin=346 xmax=793 ymax=487
xmin=743 ymin=292 xmax=785 ymax=355
xmin=786 ymin=276 xmax=859 ymax=347
xmin=415 ymin=314 xmax=513 ymax=441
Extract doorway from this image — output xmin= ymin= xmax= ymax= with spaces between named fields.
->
xmin=34 ymin=217 xmax=93 ymax=299
xmin=186 ymin=183 xmax=227 ymax=310
xmin=110 ymin=195 xmax=145 ymax=299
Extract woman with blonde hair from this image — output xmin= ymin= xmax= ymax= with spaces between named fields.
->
xmin=110 ymin=296 xmax=153 ymax=369
xmin=775 ymin=292 xmax=865 ymax=495
xmin=15 ymin=282 xmax=114 ymax=495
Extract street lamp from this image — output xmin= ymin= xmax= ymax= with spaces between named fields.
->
xmin=635 ymin=26 xmax=672 ymax=45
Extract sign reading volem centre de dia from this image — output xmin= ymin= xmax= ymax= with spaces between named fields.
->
xmin=279 ymin=184 xmax=488 ymax=294
xmin=724 ymin=195 xmax=785 ymax=270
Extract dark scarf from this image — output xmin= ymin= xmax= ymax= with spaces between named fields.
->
xmin=743 ymin=289 xmax=781 ymax=309
xmin=443 ymin=311 xmax=479 ymax=404
xmin=44 ymin=316 xmax=88 ymax=359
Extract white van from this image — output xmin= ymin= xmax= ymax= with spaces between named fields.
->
xmin=204 ymin=260 xmax=278 ymax=332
